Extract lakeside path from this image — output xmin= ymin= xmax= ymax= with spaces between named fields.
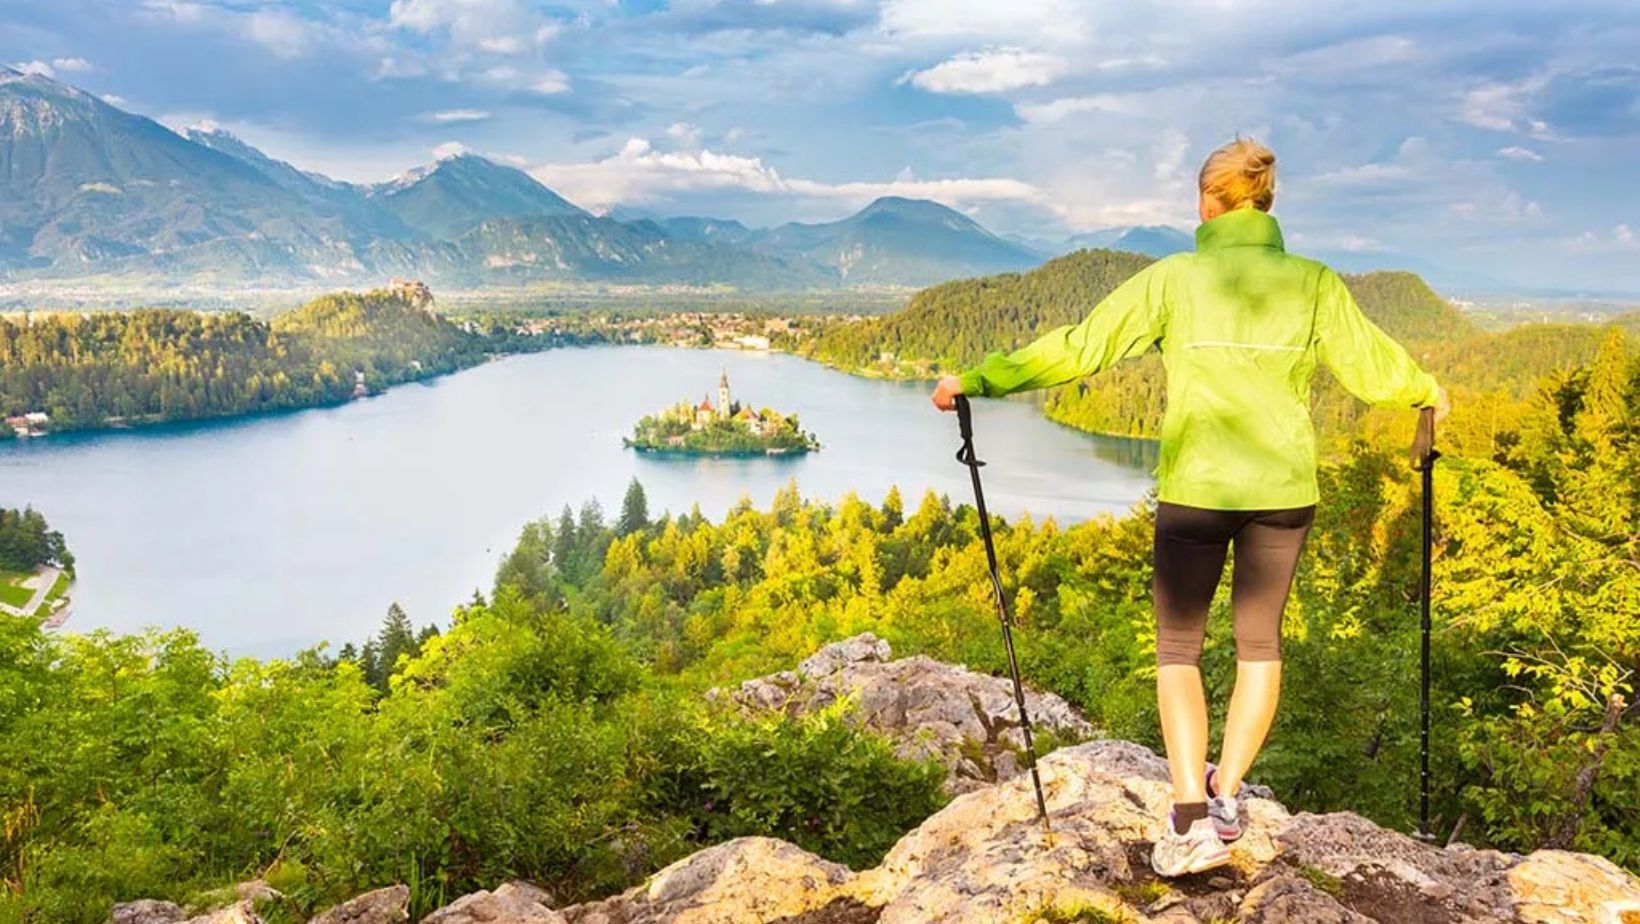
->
xmin=0 ymin=565 xmax=61 ymax=618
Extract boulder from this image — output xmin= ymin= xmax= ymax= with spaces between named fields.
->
xmin=110 ymin=899 xmax=263 ymax=924
xmin=562 ymin=837 xmax=856 ymax=924
xmin=711 ymin=633 xmax=1094 ymax=793
xmin=308 ymin=885 xmax=410 ymax=924
xmin=1507 ymin=851 xmax=1640 ymax=924
xmin=422 ymin=881 xmax=563 ymax=924
xmin=111 ymin=900 xmax=186 ymax=924
xmin=184 ymin=903 xmax=263 ymax=924
xmin=1236 ymin=875 xmax=1374 ymax=923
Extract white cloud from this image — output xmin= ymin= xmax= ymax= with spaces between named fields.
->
xmin=1460 ymin=76 xmax=1547 ymax=132
xmin=1566 ymin=224 xmax=1639 ymax=253
xmin=6 ymin=58 xmax=106 ymax=85
xmin=431 ymin=141 xmax=471 ymax=160
xmin=1277 ymin=35 xmax=1417 ymax=76
xmin=426 ymin=109 xmax=491 ymax=123
xmin=1450 ymin=191 xmax=1541 ymax=223
xmin=138 ymin=0 xmax=209 ymax=24
xmin=138 ymin=0 xmax=362 ymax=60
xmin=389 ymin=0 xmax=558 ymax=55
xmin=530 ymin=137 xmax=1058 ymax=218
xmin=666 ymin=121 xmax=704 ymax=147
xmin=880 ymin=0 xmax=1089 ymax=42
xmin=101 ymin=94 xmax=128 ymax=107
xmin=245 ymin=9 xmax=321 ymax=59
xmin=1497 ymin=145 xmax=1543 ymax=162
xmin=903 ymin=47 xmax=1070 ymax=95
xmin=1015 ymin=93 xmax=1144 ymax=124
xmin=529 ymin=71 xmax=570 ymax=95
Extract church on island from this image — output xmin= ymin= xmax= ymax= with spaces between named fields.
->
xmin=685 ymin=370 xmax=770 ymax=434
xmin=626 ymin=369 xmax=819 ymax=456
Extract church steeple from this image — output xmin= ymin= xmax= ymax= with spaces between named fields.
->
xmin=717 ymin=367 xmax=731 ymax=420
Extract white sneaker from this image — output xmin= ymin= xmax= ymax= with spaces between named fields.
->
xmin=1150 ymin=814 xmax=1231 ymax=877
xmin=1208 ymin=794 xmax=1243 ymax=842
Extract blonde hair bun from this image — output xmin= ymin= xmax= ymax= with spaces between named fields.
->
xmin=1199 ymin=137 xmax=1277 ymax=212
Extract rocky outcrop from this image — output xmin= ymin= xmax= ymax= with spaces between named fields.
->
xmin=709 ymin=633 xmax=1093 ymax=793
xmin=111 ymin=901 xmax=187 ymax=924
xmin=116 ymin=642 xmax=1640 ymax=924
xmin=547 ymin=739 xmax=1640 ymax=923
xmin=110 ymin=892 xmax=266 ymax=924
xmin=564 ymin=838 xmax=862 ymax=924
xmin=308 ymin=885 xmax=410 ymax=924
xmin=422 ymin=881 xmax=564 ymax=924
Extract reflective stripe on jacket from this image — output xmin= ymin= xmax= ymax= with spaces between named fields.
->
xmin=958 ymin=207 xmax=1441 ymax=510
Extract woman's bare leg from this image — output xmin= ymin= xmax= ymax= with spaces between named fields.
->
xmin=1158 ymin=664 xmax=1209 ymax=804
xmin=1215 ymin=660 xmax=1281 ymax=796
xmin=1214 ymin=507 xmax=1312 ymax=796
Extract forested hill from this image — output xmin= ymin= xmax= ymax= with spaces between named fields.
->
xmin=806 ymin=248 xmax=1477 ymax=373
xmin=0 ymin=288 xmax=558 ymax=434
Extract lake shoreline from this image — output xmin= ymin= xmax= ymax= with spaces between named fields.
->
xmin=2 ymin=345 xmax=1156 ymax=654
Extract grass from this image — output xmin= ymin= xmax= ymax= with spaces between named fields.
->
xmin=1298 ymin=865 xmax=1344 ymax=898
xmin=0 ymin=570 xmax=33 ymax=609
xmin=1111 ymin=880 xmax=1172 ymax=907
xmin=43 ymin=571 xmax=70 ymax=605
xmin=1020 ymin=899 xmax=1133 ymax=924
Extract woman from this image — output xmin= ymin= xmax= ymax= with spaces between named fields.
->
xmin=931 ymin=138 xmax=1449 ymax=877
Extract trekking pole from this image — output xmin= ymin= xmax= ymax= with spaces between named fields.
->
xmin=1410 ymin=406 xmax=1440 ymax=843
xmin=954 ymin=394 xmax=1052 ymax=835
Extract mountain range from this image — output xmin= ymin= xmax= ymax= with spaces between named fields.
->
xmin=0 ymin=65 xmax=1474 ymax=294
xmin=0 ymin=67 xmax=1059 ymax=290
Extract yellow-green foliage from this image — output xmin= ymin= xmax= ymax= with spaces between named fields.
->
xmin=1 ymin=298 xmax=1634 ymax=920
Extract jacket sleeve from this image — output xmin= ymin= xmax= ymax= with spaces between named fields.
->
xmin=958 ymin=261 xmax=1168 ymax=398
xmin=1313 ymin=268 xmax=1441 ymax=408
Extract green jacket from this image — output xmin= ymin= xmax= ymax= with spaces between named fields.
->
xmin=959 ymin=208 xmax=1440 ymax=510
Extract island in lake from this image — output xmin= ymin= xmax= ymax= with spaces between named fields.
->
xmin=625 ymin=369 xmax=820 ymax=456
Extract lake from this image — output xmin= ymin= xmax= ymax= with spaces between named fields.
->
xmin=0 ymin=346 xmax=1156 ymax=655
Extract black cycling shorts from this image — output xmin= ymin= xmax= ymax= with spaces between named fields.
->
xmin=1152 ymin=502 xmax=1315 ymax=667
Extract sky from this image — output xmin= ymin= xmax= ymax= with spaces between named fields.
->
xmin=2 ymin=0 xmax=1639 ymax=292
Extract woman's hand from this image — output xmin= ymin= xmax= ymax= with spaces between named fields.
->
xmin=1432 ymin=386 xmax=1451 ymax=423
xmin=931 ymin=375 xmax=963 ymax=412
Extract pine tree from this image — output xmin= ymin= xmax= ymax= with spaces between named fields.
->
xmin=881 ymin=486 xmax=904 ymax=529
xmin=618 ymin=478 xmax=650 ymax=536
xmin=374 ymin=603 xmax=417 ymax=691
xmin=358 ymin=639 xmax=381 ymax=689
xmin=552 ymin=505 xmax=577 ymax=571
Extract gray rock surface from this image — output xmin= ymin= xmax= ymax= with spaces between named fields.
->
xmin=711 ymin=632 xmax=1094 ymax=793
xmin=308 ymin=885 xmax=410 ymax=924
xmin=111 ymin=900 xmax=186 ymax=924
xmin=422 ymin=881 xmax=563 ymax=924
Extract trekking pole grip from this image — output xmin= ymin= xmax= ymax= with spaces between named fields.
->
xmin=955 ymin=393 xmax=974 ymax=443
xmin=1410 ymin=405 xmax=1439 ymax=471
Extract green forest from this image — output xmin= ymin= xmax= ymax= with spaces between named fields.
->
xmin=0 ymin=289 xmax=596 ymax=435
xmin=805 ymin=249 xmax=1640 ymax=458
xmin=2 ymin=315 xmax=1635 ymax=919
xmin=0 ymin=508 xmax=70 ymax=576
xmin=0 ymin=254 xmax=1636 ymax=921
